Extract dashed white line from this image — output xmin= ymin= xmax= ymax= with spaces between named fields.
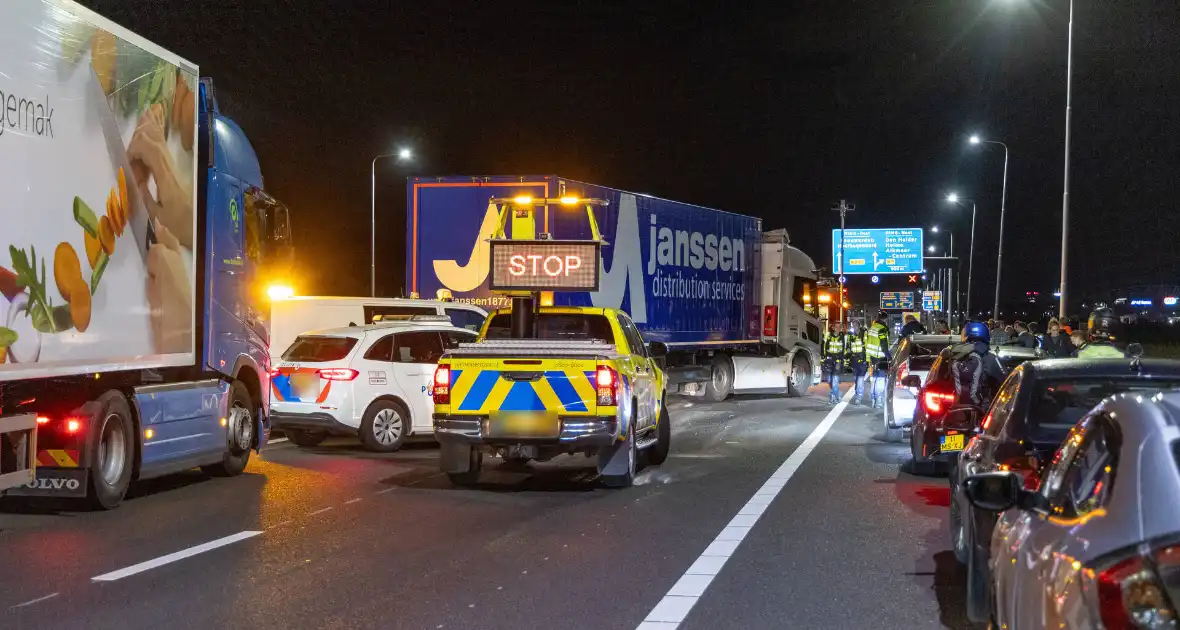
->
xmin=91 ymin=531 xmax=263 ymax=582
xmin=375 ymin=486 xmax=398 ymax=495
xmin=344 ymin=498 xmax=362 ymax=505
xmin=308 ymin=507 xmax=334 ymax=516
xmin=636 ymin=389 xmax=851 ymax=629
xmin=267 ymin=437 xmax=289 ymax=445
xmin=11 ymin=592 xmax=59 ymax=608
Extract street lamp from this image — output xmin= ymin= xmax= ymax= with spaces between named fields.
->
xmin=371 ymin=148 xmax=414 ymax=296
xmin=967 ymin=134 xmax=1010 ymax=325
xmin=945 ymin=193 xmax=978 ymax=323
xmin=1058 ymin=0 xmax=1076 ymax=320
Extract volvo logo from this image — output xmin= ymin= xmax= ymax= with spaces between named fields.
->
xmin=26 ymin=477 xmax=81 ymax=491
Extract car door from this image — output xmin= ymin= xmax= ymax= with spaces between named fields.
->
xmin=963 ymin=372 xmax=1025 ymax=477
xmin=616 ymin=313 xmax=652 ymax=429
xmin=1006 ymin=414 xmax=1117 ymax=627
xmin=353 ymin=333 xmax=396 ymax=423
xmin=391 ymin=330 xmax=446 ymax=432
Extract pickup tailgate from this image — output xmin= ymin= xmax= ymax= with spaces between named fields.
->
xmin=442 ymin=340 xmax=616 ymax=417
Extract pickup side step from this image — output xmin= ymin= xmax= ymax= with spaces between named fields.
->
xmin=635 ymin=430 xmax=659 ymax=451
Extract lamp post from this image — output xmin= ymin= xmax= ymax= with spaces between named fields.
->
xmin=931 ymin=226 xmax=955 ymax=322
xmin=370 ymin=148 xmax=414 ymax=296
xmin=1058 ymin=0 xmax=1075 ymax=319
xmin=968 ymin=135 xmax=1009 ymax=320
xmin=945 ymin=193 xmax=977 ymax=320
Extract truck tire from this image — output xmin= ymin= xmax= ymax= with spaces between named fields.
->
xmin=446 ymin=446 xmax=483 ymax=487
xmin=202 ymin=380 xmax=254 ymax=477
xmin=360 ymin=399 xmax=408 ymax=453
xmin=601 ymin=420 xmax=637 ymax=488
xmin=285 ymin=428 xmax=328 ymax=448
xmin=646 ymin=402 xmax=671 ymax=466
xmin=703 ymin=354 xmax=733 ymax=402
xmin=87 ymin=391 xmax=135 ymax=510
xmin=787 ymin=353 xmax=811 ymax=398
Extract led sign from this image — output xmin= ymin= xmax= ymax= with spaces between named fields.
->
xmin=1165 ymin=296 xmax=1178 ymax=307
xmin=489 ymin=240 xmax=601 ymax=291
xmin=1130 ymin=299 xmax=1153 ymax=307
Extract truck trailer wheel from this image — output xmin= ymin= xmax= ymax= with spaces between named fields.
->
xmin=787 ymin=354 xmax=811 ymax=398
xmin=88 ymin=391 xmax=135 ymax=510
xmin=646 ymin=402 xmax=671 ymax=466
xmin=202 ymin=380 xmax=254 ymax=477
xmin=703 ymin=355 xmax=733 ymax=402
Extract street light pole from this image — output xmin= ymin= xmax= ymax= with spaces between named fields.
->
xmin=370 ymin=148 xmax=413 ymax=297
xmin=831 ymin=200 xmax=854 ymax=327
xmin=1058 ymin=0 xmax=1075 ymax=319
xmin=968 ymin=136 xmax=1010 ymax=319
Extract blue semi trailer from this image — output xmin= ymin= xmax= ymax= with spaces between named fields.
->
xmin=406 ymin=175 xmax=823 ymax=401
xmin=0 ymin=2 xmax=291 ymax=507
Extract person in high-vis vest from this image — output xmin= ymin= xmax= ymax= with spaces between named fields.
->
xmin=822 ymin=322 xmax=848 ymax=404
xmin=864 ymin=310 xmax=892 ymax=409
xmin=846 ymin=321 xmax=868 ymax=405
xmin=1077 ymin=308 xmax=1127 ymax=359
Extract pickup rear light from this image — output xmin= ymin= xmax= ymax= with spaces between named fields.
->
xmin=1094 ymin=544 xmax=1180 ymax=630
xmin=763 ymin=306 xmax=778 ymax=337
xmin=596 ymin=365 xmax=619 ymax=406
xmin=922 ymin=389 xmax=956 ymax=416
xmin=433 ymin=365 xmax=451 ymax=405
xmin=316 ymin=368 xmax=359 ymax=381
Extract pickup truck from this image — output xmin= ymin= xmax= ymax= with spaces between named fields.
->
xmin=432 ymin=306 xmax=670 ymax=488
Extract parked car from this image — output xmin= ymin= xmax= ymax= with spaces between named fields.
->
xmin=964 ymin=386 xmax=1180 ymax=629
xmin=270 ymin=317 xmax=477 ymax=451
xmin=883 ymin=334 xmax=958 ymax=442
xmin=906 ymin=345 xmax=1039 ymax=474
xmin=949 ymin=357 xmax=1180 ymax=622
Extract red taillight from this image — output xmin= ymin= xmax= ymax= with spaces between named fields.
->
xmin=316 ymin=368 xmax=359 ymax=381
xmin=433 ymin=365 xmax=451 ymax=405
xmin=1096 ymin=549 xmax=1180 ymax=630
xmin=65 ymin=418 xmax=83 ymax=434
xmin=596 ymin=365 xmax=618 ymax=406
xmin=763 ymin=305 xmax=778 ymax=337
xmin=268 ymin=367 xmax=281 ymax=378
xmin=36 ymin=416 xmax=50 ymax=425
xmin=923 ymin=389 xmax=956 ymax=416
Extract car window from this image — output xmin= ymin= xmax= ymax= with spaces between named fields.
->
xmin=394 ymin=331 xmax=444 ymax=363
xmin=363 ymin=334 xmax=394 ymax=361
xmin=441 ymin=330 xmax=477 ymax=350
xmin=445 ymin=308 xmax=486 ymax=332
xmin=1041 ymin=414 xmax=1118 ymax=518
xmin=1026 ymin=379 xmax=1180 ymax=446
xmin=484 ymin=313 xmax=614 ymax=343
xmin=282 ymin=336 xmax=358 ymax=362
xmin=365 ymin=305 xmax=436 ymax=323
xmin=616 ymin=314 xmax=647 ymax=357
xmin=924 ymin=353 xmax=949 ymax=386
xmin=983 ymin=370 xmax=1024 ymax=437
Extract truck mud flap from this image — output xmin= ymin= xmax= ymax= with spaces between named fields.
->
xmin=5 ymin=467 xmax=89 ymax=498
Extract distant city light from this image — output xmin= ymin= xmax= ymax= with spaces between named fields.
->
xmin=1165 ymin=296 xmax=1178 ymax=306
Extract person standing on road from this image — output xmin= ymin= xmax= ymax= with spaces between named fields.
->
xmin=847 ymin=321 xmax=868 ymax=405
xmin=1012 ymin=321 xmax=1038 ymax=349
xmin=864 ymin=310 xmax=892 ymax=409
xmin=1077 ymin=308 xmax=1127 ymax=358
xmin=1069 ymin=330 xmax=1086 ymax=356
xmin=949 ymin=321 xmax=1007 ymax=408
xmin=822 ymin=322 xmax=848 ymax=404
xmin=900 ymin=314 xmax=925 ymax=338
xmin=990 ymin=320 xmax=1010 ymax=345
xmin=1042 ymin=318 xmax=1075 ymax=357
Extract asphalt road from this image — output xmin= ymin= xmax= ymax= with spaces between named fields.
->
xmin=0 ymin=385 xmax=974 ymax=630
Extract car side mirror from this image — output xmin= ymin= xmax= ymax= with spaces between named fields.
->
xmin=901 ymin=375 xmax=923 ymax=389
xmin=963 ymin=471 xmax=1026 ymax=512
xmin=648 ymin=342 xmax=668 ymax=359
xmin=1127 ymin=342 xmax=1144 ymax=358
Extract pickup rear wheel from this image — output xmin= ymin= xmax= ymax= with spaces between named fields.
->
xmin=601 ymin=419 xmax=637 ymax=488
xmin=87 ymin=391 xmax=134 ymax=510
xmin=285 ymin=428 xmax=328 ymax=447
xmin=646 ymin=402 xmax=671 ymax=466
xmin=446 ymin=447 xmax=483 ymax=487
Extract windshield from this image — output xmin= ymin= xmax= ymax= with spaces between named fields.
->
xmin=1028 ymin=378 xmax=1180 ymax=445
xmin=281 ymin=336 xmax=358 ymax=362
xmin=484 ymin=313 xmax=615 ymax=343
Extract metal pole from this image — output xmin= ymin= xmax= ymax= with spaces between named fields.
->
xmin=966 ymin=202 xmax=976 ymax=319
xmin=370 ymin=155 xmax=380 ymax=297
xmin=839 ymin=211 xmax=845 ymax=326
xmin=949 ymin=233 xmax=954 ymax=324
xmin=992 ymin=143 xmax=1010 ymax=320
xmin=1058 ymin=0 xmax=1075 ymax=319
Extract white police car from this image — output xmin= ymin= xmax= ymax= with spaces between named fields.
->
xmin=269 ymin=316 xmax=477 ymax=452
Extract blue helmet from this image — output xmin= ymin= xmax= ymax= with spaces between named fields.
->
xmin=964 ymin=321 xmax=990 ymax=343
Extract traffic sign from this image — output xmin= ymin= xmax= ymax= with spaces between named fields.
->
xmin=880 ymin=291 xmax=915 ymax=310
xmin=922 ymin=291 xmax=943 ymax=311
xmin=832 ymin=228 xmax=924 ymax=275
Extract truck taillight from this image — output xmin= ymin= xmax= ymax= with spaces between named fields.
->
xmin=433 ymin=365 xmax=450 ymax=405
xmin=596 ymin=365 xmax=618 ymax=406
xmin=65 ymin=418 xmax=83 ymax=434
xmin=922 ymin=389 xmax=956 ymax=416
xmin=763 ymin=306 xmax=778 ymax=337
xmin=36 ymin=416 xmax=50 ymax=425
xmin=316 ymin=368 xmax=359 ymax=381
xmin=1095 ymin=545 xmax=1180 ymax=630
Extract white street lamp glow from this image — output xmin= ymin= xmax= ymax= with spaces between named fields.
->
xmin=398 ymin=148 xmax=413 ymax=161
xmin=931 ymin=225 xmax=940 ymax=233
xmin=928 ymin=245 xmax=937 ymax=253
xmin=969 ymin=135 xmax=982 ymax=145
xmin=946 ymin=193 xmax=960 ymax=203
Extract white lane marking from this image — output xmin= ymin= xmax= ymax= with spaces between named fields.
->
xmin=91 ymin=531 xmax=262 ymax=582
xmin=308 ymin=507 xmax=334 ymax=516
xmin=637 ymin=393 xmax=850 ymax=628
xmin=267 ymin=437 xmax=289 ymax=446
xmin=344 ymin=498 xmax=362 ymax=505
xmin=376 ymin=486 xmax=398 ymax=495
xmin=11 ymin=592 xmax=59 ymax=609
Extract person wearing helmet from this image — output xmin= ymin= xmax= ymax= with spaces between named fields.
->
xmin=847 ymin=320 xmax=868 ymax=405
xmin=822 ymin=321 xmax=848 ymax=404
xmin=1077 ymin=308 xmax=1126 ymax=358
xmin=949 ymin=321 xmax=1006 ymax=407
xmin=864 ymin=310 xmax=892 ymax=409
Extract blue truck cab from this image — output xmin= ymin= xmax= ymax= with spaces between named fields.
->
xmin=0 ymin=79 xmax=293 ymax=509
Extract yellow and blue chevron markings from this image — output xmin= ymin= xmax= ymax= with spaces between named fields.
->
xmin=450 ymin=369 xmax=598 ymax=414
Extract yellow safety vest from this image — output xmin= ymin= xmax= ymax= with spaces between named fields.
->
xmin=848 ymin=334 xmax=865 ymax=356
xmin=825 ymin=334 xmax=846 ymax=357
xmin=865 ymin=322 xmax=888 ymax=359
xmin=1078 ymin=343 xmax=1125 ymax=359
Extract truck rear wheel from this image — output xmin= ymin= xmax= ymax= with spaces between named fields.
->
xmin=703 ymin=354 xmax=733 ymax=402
xmin=202 ymin=380 xmax=254 ymax=477
xmin=787 ymin=353 xmax=811 ymax=398
xmin=87 ymin=391 xmax=135 ymax=510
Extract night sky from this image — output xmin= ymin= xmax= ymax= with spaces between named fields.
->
xmin=82 ymin=1 xmax=1180 ymax=307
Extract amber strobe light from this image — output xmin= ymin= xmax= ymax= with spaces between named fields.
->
xmin=489 ymin=240 xmax=601 ymax=291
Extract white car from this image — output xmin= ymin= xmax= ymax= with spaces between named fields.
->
xmin=269 ymin=318 xmax=477 ymax=451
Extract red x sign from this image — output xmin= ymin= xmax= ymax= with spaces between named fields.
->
xmin=907 ymin=275 xmax=919 ymax=284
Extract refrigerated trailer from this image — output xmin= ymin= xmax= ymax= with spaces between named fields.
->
xmin=0 ymin=1 xmax=292 ymax=506
xmin=406 ymin=176 xmax=823 ymax=400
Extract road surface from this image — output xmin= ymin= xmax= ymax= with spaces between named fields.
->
xmin=1 ymin=385 xmax=974 ymax=629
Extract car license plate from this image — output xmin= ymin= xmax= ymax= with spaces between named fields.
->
xmin=940 ymin=434 xmax=965 ymax=452
xmin=488 ymin=412 xmax=559 ymax=439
